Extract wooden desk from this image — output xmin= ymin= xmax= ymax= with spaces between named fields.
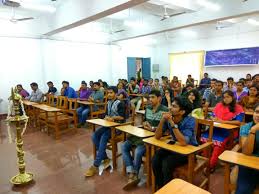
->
xmin=115 ymin=125 xmax=154 ymax=138
xmin=143 ymin=136 xmax=212 ymax=192
xmin=22 ymin=100 xmax=38 ymax=106
xmin=86 ymin=119 xmax=122 ymax=168
xmin=136 ymin=110 xmax=145 ymax=115
xmin=77 ymin=100 xmax=94 ymax=105
xmin=32 ymin=104 xmax=69 ymax=139
xmin=155 ymin=179 xmax=211 ymax=194
xmin=213 ymin=122 xmax=239 ymax=149
xmin=219 ymin=150 xmax=259 ymax=194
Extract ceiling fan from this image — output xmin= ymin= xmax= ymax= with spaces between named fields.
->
xmin=0 ymin=3 xmax=34 ymax=23
xmin=153 ymin=5 xmax=186 ymax=21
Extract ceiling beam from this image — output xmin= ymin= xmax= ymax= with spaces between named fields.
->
xmin=43 ymin=0 xmax=149 ymax=36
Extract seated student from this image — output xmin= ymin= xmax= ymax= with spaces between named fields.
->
xmin=239 ymin=84 xmax=259 ymax=112
xmin=186 ymin=74 xmax=194 ymax=85
xmin=16 ymin=84 xmax=29 ymax=98
xmin=128 ymin=77 xmax=140 ymax=94
xmin=201 ymin=90 xmax=244 ymax=171
xmin=186 ymin=89 xmax=202 ymax=110
xmin=205 ymin=80 xmax=223 ymax=112
xmin=161 ymin=87 xmax=173 ymax=108
xmin=152 ymin=97 xmax=197 ymax=189
xmin=199 ymin=73 xmax=211 ymax=94
xmin=236 ymin=103 xmax=259 ymax=194
xmin=76 ymin=82 xmax=104 ymax=128
xmin=153 ymin=78 xmax=164 ymax=95
xmin=78 ymin=81 xmax=92 ymax=100
xmin=117 ymin=82 xmax=128 ymax=100
xmin=131 ymin=79 xmax=151 ymax=112
xmin=244 ymin=79 xmax=253 ymax=93
xmin=246 ymin=73 xmax=252 ymax=80
xmin=203 ymin=78 xmax=217 ymax=101
xmin=45 ymin=81 xmax=57 ymax=95
xmin=62 ymin=81 xmax=78 ymax=98
xmin=170 ymin=76 xmax=181 ymax=97
xmin=224 ymin=77 xmax=237 ymax=92
xmin=122 ymin=89 xmax=168 ymax=190
xmin=85 ymin=86 xmax=125 ymax=177
xmin=252 ymin=74 xmax=259 ymax=87
xmin=148 ymin=78 xmax=154 ymax=87
xmin=234 ymin=81 xmax=248 ymax=103
xmin=181 ymin=83 xmax=194 ymax=98
xmin=25 ymin=82 xmax=43 ymax=102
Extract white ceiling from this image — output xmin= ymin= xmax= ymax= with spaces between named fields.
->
xmin=1 ymin=0 xmax=259 ymax=45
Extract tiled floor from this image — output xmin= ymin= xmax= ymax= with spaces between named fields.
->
xmin=0 ymin=118 xmax=224 ymax=194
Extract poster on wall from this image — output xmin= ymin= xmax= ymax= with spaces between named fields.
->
xmin=205 ymin=46 xmax=259 ymax=67
xmin=136 ymin=58 xmax=142 ymax=80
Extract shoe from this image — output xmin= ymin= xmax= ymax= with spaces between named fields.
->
xmin=102 ymin=158 xmax=111 ymax=170
xmin=85 ymin=166 xmax=98 ymax=177
xmin=123 ymin=173 xmax=140 ymax=190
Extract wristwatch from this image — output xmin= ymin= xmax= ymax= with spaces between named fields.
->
xmin=173 ymin=124 xmax=178 ymax=129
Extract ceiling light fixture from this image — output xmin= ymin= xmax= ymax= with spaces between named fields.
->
xmin=196 ymin=0 xmax=221 ymax=11
xmin=247 ymin=18 xmax=259 ymax=26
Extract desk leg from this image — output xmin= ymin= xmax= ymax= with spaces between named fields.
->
xmin=54 ymin=112 xmax=60 ymax=139
xmin=151 ymin=145 xmax=155 ymax=193
xmin=122 ymin=132 xmax=126 ymax=175
xmin=224 ymin=163 xmax=230 ymax=194
xmin=92 ymin=124 xmax=96 ymax=160
xmin=145 ymin=144 xmax=151 ymax=188
xmin=45 ymin=111 xmax=49 ymax=135
xmin=187 ymin=153 xmax=195 ymax=184
xmin=111 ymin=127 xmax=117 ymax=169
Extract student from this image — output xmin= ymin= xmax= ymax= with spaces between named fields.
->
xmin=46 ymin=81 xmax=57 ymax=95
xmin=239 ymin=84 xmax=259 ymax=112
xmin=122 ymin=89 xmax=168 ymax=190
xmin=224 ymin=77 xmax=237 ymax=92
xmin=199 ymin=73 xmax=211 ymax=94
xmin=252 ymin=74 xmax=259 ymax=87
xmin=186 ymin=74 xmax=194 ymax=85
xmin=203 ymin=78 xmax=217 ymax=101
xmin=62 ymin=81 xmax=78 ymax=98
xmin=26 ymin=82 xmax=43 ymax=102
xmin=246 ymin=73 xmax=252 ymax=80
xmin=244 ymin=79 xmax=253 ymax=93
xmin=131 ymin=79 xmax=151 ymax=112
xmin=236 ymin=103 xmax=259 ymax=194
xmin=89 ymin=81 xmax=94 ymax=90
xmin=186 ymin=89 xmax=202 ymax=111
xmin=170 ymin=76 xmax=181 ymax=97
xmin=117 ymin=82 xmax=128 ymax=100
xmin=127 ymin=77 xmax=139 ymax=95
xmin=205 ymin=80 xmax=223 ymax=112
xmin=78 ymin=81 xmax=92 ymax=100
xmin=202 ymin=90 xmax=244 ymax=171
xmin=152 ymin=97 xmax=197 ymax=189
xmin=153 ymin=78 xmax=163 ymax=95
xmin=181 ymin=83 xmax=194 ymax=98
xmin=161 ymin=87 xmax=173 ymax=108
xmin=148 ymin=78 xmax=154 ymax=87
xmin=16 ymin=84 xmax=29 ymax=98
xmin=85 ymin=86 xmax=125 ymax=177
xmin=234 ymin=81 xmax=248 ymax=103
xmin=76 ymin=82 xmax=104 ymax=128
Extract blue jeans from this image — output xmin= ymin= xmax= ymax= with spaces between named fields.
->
xmin=92 ymin=127 xmax=111 ymax=167
xmin=121 ymin=140 xmax=146 ymax=175
xmin=236 ymin=166 xmax=259 ymax=194
xmin=76 ymin=106 xmax=90 ymax=124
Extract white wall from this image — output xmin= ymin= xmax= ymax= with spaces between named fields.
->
xmin=0 ymin=38 xmax=156 ymax=114
xmin=0 ymin=37 xmax=44 ymax=114
xmin=153 ymin=30 xmax=259 ymax=81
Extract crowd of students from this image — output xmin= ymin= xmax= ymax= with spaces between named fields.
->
xmin=17 ymin=73 xmax=259 ymax=194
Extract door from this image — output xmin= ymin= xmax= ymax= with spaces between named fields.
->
xmin=142 ymin=58 xmax=151 ymax=79
xmin=127 ymin=57 xmax=136 ymax=81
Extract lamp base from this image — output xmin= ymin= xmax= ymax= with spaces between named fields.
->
xmin=10 ymin=172 xmax=33 ymax=185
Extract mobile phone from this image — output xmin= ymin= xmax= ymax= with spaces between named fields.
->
xmin=167 ymin=139 xmax=175 ymax=145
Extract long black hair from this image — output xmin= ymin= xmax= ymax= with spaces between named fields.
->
xmin=222 ymin=90 xmax=236 ymax=113
xmin=187 ymin=89 xmax=202 ymax=110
